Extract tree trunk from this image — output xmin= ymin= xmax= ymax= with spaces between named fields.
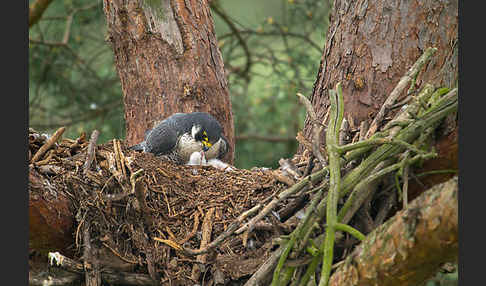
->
xmin=102 ymin=0 xmax=234 ymax=163
xmin=299 ymin=0 xmax=458 ymax=195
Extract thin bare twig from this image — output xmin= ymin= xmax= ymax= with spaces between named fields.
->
xmin=211 ymin=2 xmax=251 ymax=80
xmin=83 ymin=130 xmax=100 ymax=175
xmin=296 ymin=93 xmax=328 ymax=166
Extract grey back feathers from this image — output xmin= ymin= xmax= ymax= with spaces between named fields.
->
xmin=129 ymin=112 xmax=228 ymax=163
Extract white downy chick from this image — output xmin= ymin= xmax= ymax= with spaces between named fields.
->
xmin=187 ymin=151 xmax=235 ymax=171
xmin=186 ymin=151 xmax=207 ymax=166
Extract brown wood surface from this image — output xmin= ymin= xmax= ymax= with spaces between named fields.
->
xmin=103 ymin=0 xmax=234 ymax=163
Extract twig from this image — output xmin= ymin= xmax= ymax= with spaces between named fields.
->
xmin=337 ymin=152 xmax=437 ymax=222
xmin=401 ymin=151 xmax=410 ymax=209
xmin=31 ymin=126 xmax=66 ymax=163
xmin=337 ymin=138 xmax=426 ymax=155
xmin=273 ymin=188 xmax=328 ymax=286
xmin=318 ymin=82 xmax=345 ymax=286
xmin=365 ymin=47 xmax=437 ymax=138
xmin=338 ymin=118 xmax=349 ymax=146
xmin=83 ymin=222 xmax=101 ymax=286
xmin=302 ymin=154 xmax=315 ymax=177
xmin=237 ymin=168 xmax=329 ymax=244
xmin=101 ymin=242 xmax=138 ymax=265
xmin=133 ymin=174 xmax=154 ymax=231
xmin=62 ymin=13 xmax=74 ymax=44
xmin=192 ymin=208 xmax=215 ymax=281
xmin=334 ymin=223 xmax=365 ymax=241
xmin=297 ymin=92 xmax=328 ymax=166
xmin=113 ymin=139 xmax=127 ymax=180
xmin=83 ymin=130 xmax=100 ymax=175
xmin=243 ymin=245 xmax=285 ymax=286
xmin=130 ymin=169 xmax=144 ymax=194
xmin=179 ymin=212 xmax=200 ymax=245
xmin=338 ymin=159 xmax=394 ymax=226
xmin=157 ymin=204 xmax=262 ymax=256
xmin=211 ymin=2 xmax=251 ymax=80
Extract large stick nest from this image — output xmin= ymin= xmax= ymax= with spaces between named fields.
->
xmin=29 ymin=127 xmax=306 ymax=285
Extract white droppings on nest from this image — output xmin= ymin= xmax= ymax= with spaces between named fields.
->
xmin=48 ymin=252 xmax=63 ymax=266
xmin=125 ymin=156 xmax=136 ymax=169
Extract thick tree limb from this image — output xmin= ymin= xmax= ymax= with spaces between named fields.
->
xmin=329 ymin=176 xmax=458 ymax=286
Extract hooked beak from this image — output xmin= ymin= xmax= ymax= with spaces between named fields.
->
xmin=202 ymin=140 xmax=212 ymax=151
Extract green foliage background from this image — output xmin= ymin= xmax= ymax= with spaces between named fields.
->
xmin=29 ymin=0 xmax=329 ymax=170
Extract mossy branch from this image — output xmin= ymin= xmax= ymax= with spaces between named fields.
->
xmin=319 ymin=82 xmax=344 ymax=286
xmin=334 ymin=223 xmax=365 ymax=241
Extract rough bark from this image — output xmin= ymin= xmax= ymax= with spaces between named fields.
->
xmin=299 ymin=0 xmax=458 ymax=193
xmin=329 ymin=176 xmax=458 ymax=286
xmin=103 ymin=0 xmax=234 ymax=163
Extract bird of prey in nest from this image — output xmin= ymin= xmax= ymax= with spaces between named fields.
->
xmin=129 ymin=112 xmax=229 ymax=165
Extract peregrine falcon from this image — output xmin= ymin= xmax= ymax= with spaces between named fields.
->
xmin=129 ymin=112 xmax=229 ymax=164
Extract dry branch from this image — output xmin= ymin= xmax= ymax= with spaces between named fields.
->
xmin=83 ymin=130 xmax=99 ymax=174
xmin=297 ymin=93 xmax=328 ymax=166
xmin=31 ymin=127 xmax=65 ymax=163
